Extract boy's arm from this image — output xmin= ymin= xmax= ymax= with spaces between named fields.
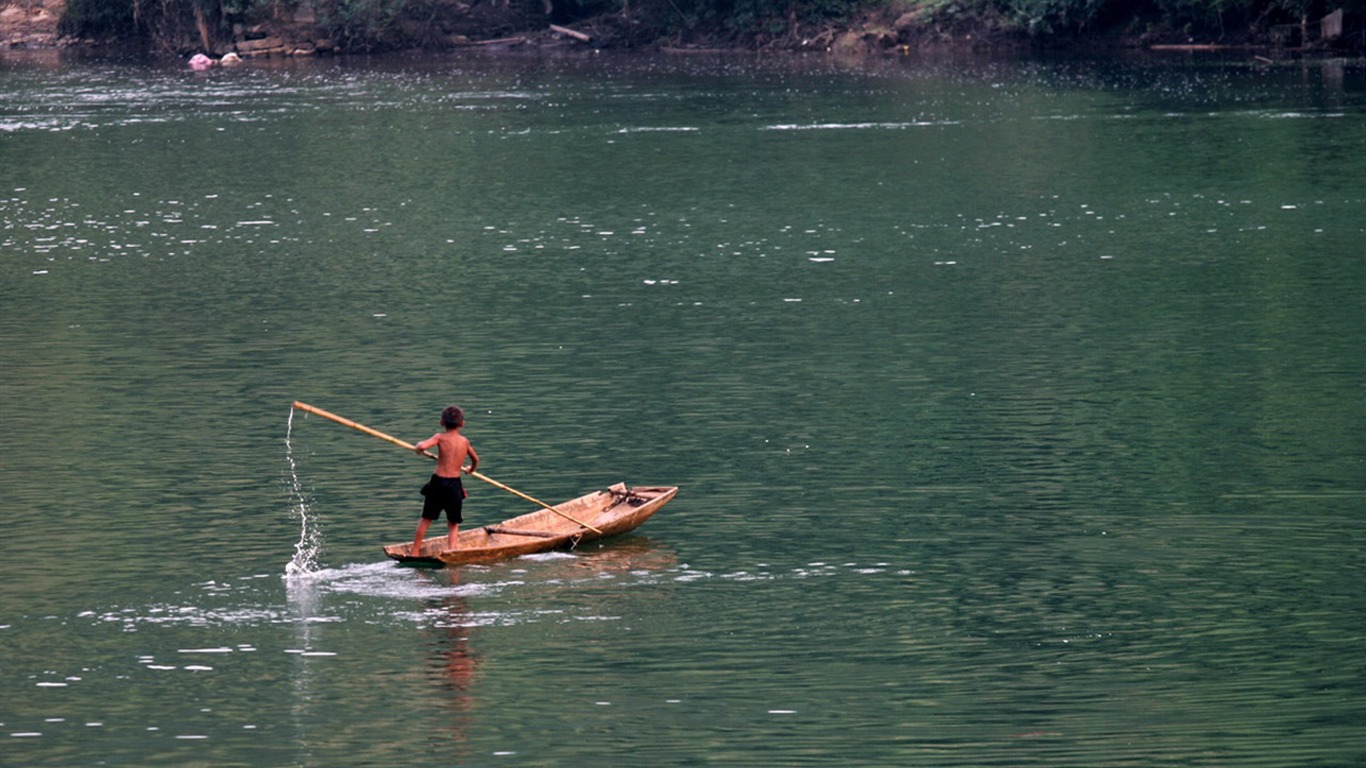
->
xmin=414 ymin=434 xmax=438 ymax=454
xmin=465 ymin=444 xmax=479 ymax=474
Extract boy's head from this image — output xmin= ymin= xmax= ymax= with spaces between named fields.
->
xmin=440 ymin=405 xmax=465 ymax=430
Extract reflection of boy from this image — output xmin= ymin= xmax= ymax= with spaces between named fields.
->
xmin=410 ymin=405 xmax=479 ymax=556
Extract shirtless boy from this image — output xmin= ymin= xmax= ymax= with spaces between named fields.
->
xmin=411 ymin=405 xmax=479 ymax=555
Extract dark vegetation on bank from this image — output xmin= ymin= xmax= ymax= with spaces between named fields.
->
xmin=24 ymin=0 xmax=1366 ymax=57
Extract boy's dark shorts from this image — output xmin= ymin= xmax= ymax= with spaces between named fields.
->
xmin=420 ymin=474 xmax=465 ymax=523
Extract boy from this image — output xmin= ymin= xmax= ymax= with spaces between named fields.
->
xmin=411 ymin=405 xmax=479 ymax=556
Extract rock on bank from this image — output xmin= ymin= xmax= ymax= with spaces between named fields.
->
xmin=1 ymin=0 xmax=61 ymax=47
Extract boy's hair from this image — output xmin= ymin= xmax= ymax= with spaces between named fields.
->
xmin=440 ymin=405 xmax=465 ymax=429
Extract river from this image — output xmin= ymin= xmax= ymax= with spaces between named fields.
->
xmin=1 ymin=48 xmax=1363 ymax=766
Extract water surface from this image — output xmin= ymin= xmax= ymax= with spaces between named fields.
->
xmin=2 ymin=49 xmax=1363 ymax=766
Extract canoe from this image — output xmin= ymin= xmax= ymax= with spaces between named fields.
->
xmin=384 ymin=482 xmax=677 ymax=566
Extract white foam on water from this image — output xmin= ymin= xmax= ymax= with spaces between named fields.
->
xmin=765 ymin=120 xmax=959 ymax=131
xmin=518 ymin=551 xmax=578 ymax=562
xmin=614 ymin=126 xmax=699 ymax=134
xmin=292 ymin=561 xmax=478 ymax=602
xmin=98 ymin=605 xmax=289 ymax=629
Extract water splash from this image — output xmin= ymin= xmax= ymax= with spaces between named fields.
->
xmin=284 ymin=406 xmax=322 ymax=577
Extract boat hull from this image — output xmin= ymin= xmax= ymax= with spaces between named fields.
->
xmin=383 ymin=483 xmax=677 ymax=566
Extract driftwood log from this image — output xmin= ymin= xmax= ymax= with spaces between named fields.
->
xmin=549 ymin=24 xmax=591 ymax=43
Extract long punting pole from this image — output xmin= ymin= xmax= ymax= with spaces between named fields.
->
xmin=291 ymin=401 xmax=602 ymax=534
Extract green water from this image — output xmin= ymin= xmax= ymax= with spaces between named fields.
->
xmin=1 ymin=50 xmax=1363 ymax=766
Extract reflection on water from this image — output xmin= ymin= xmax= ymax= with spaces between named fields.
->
xmin=413 ymin=569 xmax=480 ymax=758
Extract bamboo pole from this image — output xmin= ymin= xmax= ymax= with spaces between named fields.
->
xmin=290 ymin=401 xmax=602 ymax=533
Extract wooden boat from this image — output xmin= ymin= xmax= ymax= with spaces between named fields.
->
xmin=384 ymin=483 xmax=677 ymax=566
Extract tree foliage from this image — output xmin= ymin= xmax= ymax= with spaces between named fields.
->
xmin=56 ymin=0 xmax=1364 ymax=50
xmin=917 ymin=0 xmax=1358 ymax=36
xmin=58 ymin=0 xmax=135 ymax=37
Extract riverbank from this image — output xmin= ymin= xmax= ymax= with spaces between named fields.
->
xmin=4 ymin=0 xmax=1363 ymax=59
